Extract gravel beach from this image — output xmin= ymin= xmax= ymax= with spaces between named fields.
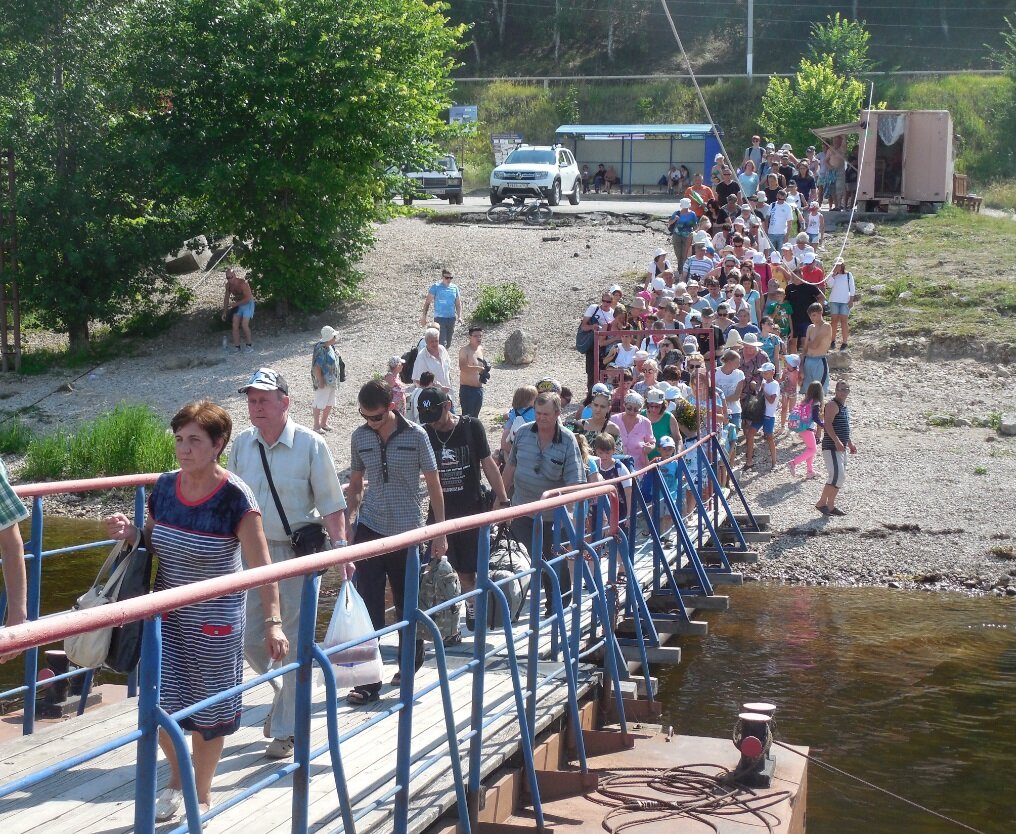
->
xmin=3 ymin=213 xmax=1014 ymax=595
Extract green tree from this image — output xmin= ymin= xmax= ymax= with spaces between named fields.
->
xmin=147 ymin=0 xmax=463 ymax=312
xmin=758 ymin=57 xmax=867 ymax=157
xmin=806 ymin=13 xmax=875 ymax=78
xmin=0 ymin=0 xmax=196 ymax=350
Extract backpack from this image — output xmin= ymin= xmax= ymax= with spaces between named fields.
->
xmin=789 ymin=401 xmax=813 ymax=434
xmin=486 ymin=525 xmax=531 ymax=630
xmin=418 ymin=557 xmax=462 ymax=642
xmin=575 ymin=309 xmax=598 ymax=354
xmin=399 ymin=346 xmax=417 ymax=384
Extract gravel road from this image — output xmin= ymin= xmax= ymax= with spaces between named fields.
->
xmin=3 ymin=213 xmax=1014 ymax=596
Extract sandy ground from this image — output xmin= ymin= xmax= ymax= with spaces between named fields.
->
xmin=3 ymin=213 xmax=1014 ymax=595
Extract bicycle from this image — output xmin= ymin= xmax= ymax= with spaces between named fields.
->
xmin=486 ymin=194 xmax=553 ymax=225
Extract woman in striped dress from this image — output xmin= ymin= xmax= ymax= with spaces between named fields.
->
xmin=106 ymin=401 xmax=287 ymax=821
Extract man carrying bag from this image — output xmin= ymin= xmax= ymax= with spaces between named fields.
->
xmin=229 ymin=368 xmax=349 ymax=760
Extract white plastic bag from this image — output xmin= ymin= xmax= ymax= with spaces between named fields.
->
xmin=320 ymin=581 xmax=383 ymax=688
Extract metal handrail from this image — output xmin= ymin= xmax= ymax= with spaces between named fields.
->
xmin=0 ymin=439 xmax=750 ymax=834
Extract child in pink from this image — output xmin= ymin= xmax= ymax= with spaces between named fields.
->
xmin=788 ymin=381 xmax=824 ymax=478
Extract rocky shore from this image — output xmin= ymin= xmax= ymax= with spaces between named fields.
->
xmin=2 ymin=213 xmax=1013 ymax=596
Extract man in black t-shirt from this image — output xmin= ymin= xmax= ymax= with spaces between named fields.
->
xmin=418 ymin=388 xmax=509 ymax=633
xmin=784 ymin=274 xmax=824 ymax=355
xmin=715 ymin=168 xmax=740 ymax=205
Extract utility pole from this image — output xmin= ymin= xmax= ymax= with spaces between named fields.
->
xmin=746 ymin=0 xmax=754 ymax=78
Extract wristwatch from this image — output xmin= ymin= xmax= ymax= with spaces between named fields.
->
xmin=333 ymin=539 xmax=347 ymax=547
xmin=264 ymin=616 xmax=283 ymax=626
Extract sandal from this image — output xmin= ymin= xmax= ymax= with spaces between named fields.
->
xmin=346 ymin=686 xmax=380 ymax=705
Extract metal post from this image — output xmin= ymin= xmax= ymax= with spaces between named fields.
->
xmin=21 ymin=497 xmax=43 ymax=734
xmin=746 ymin=0 xmax=754 ymax=79
xmin=291 ymin=573 xmax=320 ymax=834
xmin=128 ymin=486 xmax=147 ymax=699
xmin=393 ymin=545 xmax=421 ymax=834
xmin=467 ymin=525 xmax=492 ymax=828
xmin=133 ymin=615 xmax=162 ymax=834
xmin=525 ymin=518 xmax=543 ymax=736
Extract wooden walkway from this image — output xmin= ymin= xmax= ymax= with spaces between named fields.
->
xmin=0 ymin=504 xmax=752 ymax=834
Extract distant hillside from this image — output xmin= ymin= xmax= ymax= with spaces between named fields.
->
xmin=446 ymin=0 xmax=1016 ymax=77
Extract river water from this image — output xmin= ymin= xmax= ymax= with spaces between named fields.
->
xmin=659 ymin=583 xmax=1015 ymax=834
xmin=3 ymin=521 xmax=1014 ymax=833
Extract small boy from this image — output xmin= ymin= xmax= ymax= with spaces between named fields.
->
xmin=779 ymin=354 xmax=800 ymax=433
xmin=764 ymin=285 xmax=793 ymax=340
xmin=655 ymin=436 xmax=682 ymax=539
xmin=758 ymin=363 xmax=781 ymax=469
xmin=593 ymin=433 xmax=633 ymax=531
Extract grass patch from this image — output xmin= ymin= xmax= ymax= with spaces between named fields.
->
xmin=23 ymin=404 xmax=175 ymax=481
xmin=472 ymin=282 xmax=527 ymax=323
xmin=981 ymin=179 xmax=1016 ymax=212
xmin=974 ymin=465 xmax=988 ymax=476
xmin=848 ymin=206 xmax=1016 ymax=343
xmin=0 ymin=417 xmax=33 ymax=454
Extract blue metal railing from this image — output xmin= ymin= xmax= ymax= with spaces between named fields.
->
xmin=0 ymin=441 xmax=754 ymax=834
xmin=0 ymin=485 xmax=149 ymax=733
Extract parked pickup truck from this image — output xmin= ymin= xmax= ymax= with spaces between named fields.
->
xmin=402 ymin=154 xmax=464 ymax=205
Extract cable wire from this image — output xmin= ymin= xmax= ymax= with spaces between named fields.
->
xmin=772 ymin=741 xmax=989 ymax=834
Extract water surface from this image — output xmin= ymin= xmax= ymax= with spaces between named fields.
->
xmin=659 ymin=584 xmax=1015 ymax=834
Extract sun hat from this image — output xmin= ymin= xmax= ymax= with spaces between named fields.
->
xmin=802 ymin=252 xmax=816 ymax=265
xmin=535 ymin=377 xmax=562 ymax=394
xmin=809 ymin=201 xmax=820 ymax=209
xmin=645 ymin=388 xmax=666 ymax=405
xmin=742 ymin=332 xmax=763 ymax=347
xmin=608 ymin=284 xmax=623 ymax=295
xmin=654 ymin=247 xmax=668 ymax=258
xmin=784 ymin=354 xmax=800 ymax=369
xmin=591 ymin=382 xmax=612 ymax=397
xmin=752 ymin=252 xmax=765 ymax=265
xmin=755 ymin=191 xmax=768 ymax=203
xmin=678 ymin=197 xmax=692 ymax=210
xmin=749 ymin=215 xmax=762 ymax=226
xmin=239 ymin=367 xmax=289 ymax=395
xmin=658 ymin=435 xmax=676 ymax=449
xmin=715 ymin=153 xmax=725 ymax=161
xmin=723 ymin=331 xmax=744 ymax=349
xmin=769 ymin=252 xmax=781 ymax=264
xmin=760 ymin=362 xmax=776 ymax=373
xmin=766 ymin=142 xmax=775 ymax=150
xmin=664 ymin=385 xmax=681 ymax=401
xmin=320 ymin=325 xmax=338 ymax=341
xmin=388 ymin=355 xmax=403 ymax=369
xmin=688 ymin=310 xmax=702 ymax=321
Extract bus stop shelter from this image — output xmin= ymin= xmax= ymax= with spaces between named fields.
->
xmin=555 ymin=124 xmax=723 ymax=193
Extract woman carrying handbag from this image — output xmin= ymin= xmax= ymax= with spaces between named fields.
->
xmin=105 ymin=401 xmax=287 ymax=822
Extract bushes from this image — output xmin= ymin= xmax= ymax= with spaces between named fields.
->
xmin=0 ymin=418 xmax=34 ymax=455
xmin=472 ymin=282 xmax=527 ymax=323
xmin=23 ymin=404 xmax=176 ymax=481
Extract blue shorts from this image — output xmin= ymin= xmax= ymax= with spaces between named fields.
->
xmin=235 ymin=299 xmax=255 ymax=320
xmin=829 ymin=301 xmax=850 ymax=316
xmin=750 ymin=415 xmax=776 ymax=435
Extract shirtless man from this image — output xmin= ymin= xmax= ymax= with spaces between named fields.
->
xmin=458 ymin=326 xmax=488 ymax=418
xmin=222 ymin=268 xmax=255 ymax=353
xmin=801 ymin=302 xmax=833 ymax=394
xmin=822 ymin=137 xmax=846 ymax=211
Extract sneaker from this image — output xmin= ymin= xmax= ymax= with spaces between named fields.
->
xmin=155 ymin=788 xmax=183 ymax=821
xmin=243 ymin=345 xmax=255 ymax=354
xmin=266 ymin=736 xmax=295 ymax=759
xmin=443 ymin=631 xmax=463 ymax=647
xmin=839 ymin=343 xmax=848 ymax=352
xmin=465 ymin=602 xmax=475 ymax=632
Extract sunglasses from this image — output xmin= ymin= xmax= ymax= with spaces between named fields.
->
xmin=359 ymin=409 xmax=386 ymax=423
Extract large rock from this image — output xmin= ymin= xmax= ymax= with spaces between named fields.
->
xmin=165 ymin=235 xmax=211 ymax=275
xmin=854 ymin=221 xmax=876 ymax=236
xmin=827 ymin=351 xmax=852 ymax=371
xmin=503 ymin=329 xmax=535 ymax=366
xmin=1000 ymin=413 xmax=1016 ymax=437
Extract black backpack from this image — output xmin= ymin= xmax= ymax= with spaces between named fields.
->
xmin=399 ymin=346 xmax=417 ymax=384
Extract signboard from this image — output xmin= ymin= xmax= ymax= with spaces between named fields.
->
xmin=491 ymin=132 xmax=523 ymax=166
xmin=449 ymin=105 xmax=478 ymax=124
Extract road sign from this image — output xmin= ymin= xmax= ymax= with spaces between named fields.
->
xmin=449 ymin=105 xmax=478 ymax=124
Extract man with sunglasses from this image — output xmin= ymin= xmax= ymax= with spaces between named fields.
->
xmin=420 ymin=268 xmax=463 ymax=348
xmin=230 ymin=367 xmax=348 ymax=758
xmin=346 ymin=379 xmax=447 ymax=704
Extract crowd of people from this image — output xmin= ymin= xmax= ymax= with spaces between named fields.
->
xmin=0 ymin=137 xmax=863 ymax=819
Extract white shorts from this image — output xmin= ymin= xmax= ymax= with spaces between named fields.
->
xmin=313 ymin=385 xmax=337 ymax=409
xmin=822 ymin=448 xmax=846 ymax=489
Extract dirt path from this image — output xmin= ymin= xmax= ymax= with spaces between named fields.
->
xmin=3 ymin=214 xmax=1014 ymax=595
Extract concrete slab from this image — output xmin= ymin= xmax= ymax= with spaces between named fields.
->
xmin=504 ymin=728 xmax=808 ymax=834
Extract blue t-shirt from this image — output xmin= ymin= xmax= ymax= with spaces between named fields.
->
xmin=761 ymin=334 xmax=781 ymax=363
xmin=668 ymin=210 xmax=697 ymax=236
xmin=429 ymin=283 xmax=460 ymax=318
xmin=738 ymin=172 xmax=759 ymax=197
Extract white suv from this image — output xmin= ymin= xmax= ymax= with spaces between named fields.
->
xmin=490 ymin=145 xmax=581 ymax=207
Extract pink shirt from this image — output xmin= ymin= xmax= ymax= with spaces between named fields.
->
xmin=610 ymin=413 xmax=655 ymax=470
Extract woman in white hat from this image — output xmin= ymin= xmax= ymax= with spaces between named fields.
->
xmin=311 ymin=325 xmax=342 ymax=433
xmin=667 ymin=198 xmax=697 ymax=271
xmin=645 ymin=248 xmax=672 ymax=289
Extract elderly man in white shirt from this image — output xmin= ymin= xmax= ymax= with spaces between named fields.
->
xmin=229 ymin=367 xmax=348 ymax=761
xmin=412 ymin=327 xmax=452 ymax=393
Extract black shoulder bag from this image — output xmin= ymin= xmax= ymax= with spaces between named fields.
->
xmin=258 ymin=444 xmax=328 ymax=556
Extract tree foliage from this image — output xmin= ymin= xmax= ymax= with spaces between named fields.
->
xmin=0 ymin=0 xmax=197 ymax=350
xmin=758 ymin=57 xmax=867 ymax=156
xmin=806 ymin=13 xmax=875 ymax=78
xmin=147 ymin=0 xmax=464 ymax=312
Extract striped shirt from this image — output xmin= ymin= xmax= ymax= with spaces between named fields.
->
xmin=822 ymin=401 xmax=851 ymax=450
